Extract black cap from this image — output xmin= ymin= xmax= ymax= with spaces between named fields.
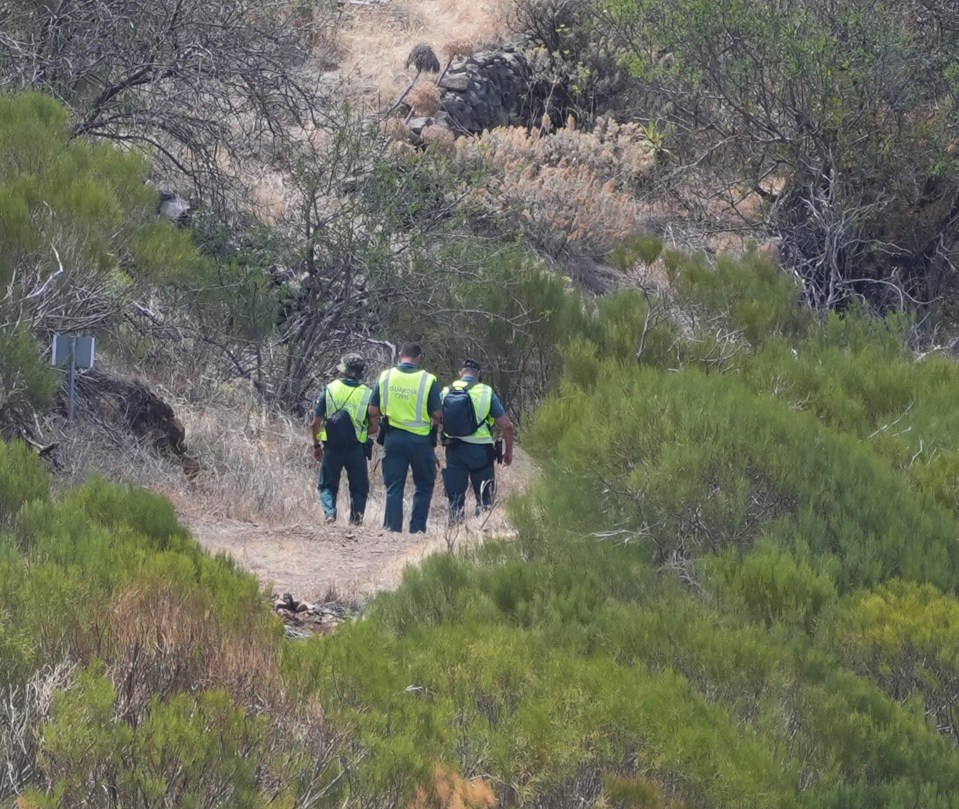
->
xmin=461 ymin=358 xmax=481 ymax=372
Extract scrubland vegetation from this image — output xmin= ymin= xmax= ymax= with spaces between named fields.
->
xmin=9 ymin=254 xmax=959 ymax=806
xmin=7 ymin=0 xmax=959 ymax=804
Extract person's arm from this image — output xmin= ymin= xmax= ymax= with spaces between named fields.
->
xmin=427 ymin=379 xmax=443 ymax=425
xmin=367 ymin=407 xmax=380 ymax=437
xmin=368 ymin=380 xmax=382 ymax=421
xmin=496 ymin=415 xmax=514 ymax=466
xmin=310 ymin=414 xmax=324 ymax=461
xmin=311 ymin=389 xmax=327 ymax=461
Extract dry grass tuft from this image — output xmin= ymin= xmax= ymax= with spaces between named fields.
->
xmin=1 ymin=663 xmax=76 ymax=798
xmin=408 ymin=82 xmax=442 ymax=116
xmin=104 ymin=579 xmax=284 ymax=720
xmin=442 ymin=38 xmax=475 ymax=61
xmin=421 ymin=124 xmax=456 ymax=154
xmin=456 ymin=118 xmax=657 ymax=257
xmin=170 ymin=396 xmax=316 ymax=523
xmin=410 ymin=764 xmax=497 ymax=809
xmin=381 ymin=116 xmax=413 ymax=141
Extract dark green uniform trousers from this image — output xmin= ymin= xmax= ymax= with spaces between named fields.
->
xmin=443 ymin=440 xmax=495 ymax=521
xmin=318 ymin=443 xmax=369 ymax=523
xmin=382 ymin=429 xmax=436 ymax=533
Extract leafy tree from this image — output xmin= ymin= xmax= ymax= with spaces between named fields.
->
xmin=0 ymin=0 xmax=334 ymax=207
xmin=0 ymin=91 xmax=200 ymax=428
xmin=599 ymin=0 xmax=959 ymax=313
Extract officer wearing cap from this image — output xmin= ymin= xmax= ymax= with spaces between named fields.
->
xmin=441 ymin=358 xmax=513 ymax=525
xmin=310 ymin=353 xmax=378 ymax=525
xmin=367 ymin=342 xmax=443 ymax=533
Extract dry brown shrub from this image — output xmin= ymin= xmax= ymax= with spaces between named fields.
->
xmin=442 ymin=39 xmax=474 ymax=61
xmin=457 ymin=118 xmax=656 ymax=257
xmin=382 ymin=116 xmax=413 ymax=141
xmin=462 ymin=117 xmax=655 ymax=189
xmin=421 ymin=124 xmax=456 ymax=155
xmin=409 ymin=764 xmax=497 ymax=809
xmin=389 ymin=139 xmax=418 ymax=157
xmin=168 ymin=390 xmax=318 ymax=523
xmin=408 ymin=82 xmax=442 ymax=116
xmin=102 ymin=578 xmax=283 ymax=722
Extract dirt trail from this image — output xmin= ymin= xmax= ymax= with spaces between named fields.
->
xmin=177 ymin=447 xmax=533 ymax=604
xmin=178 ymin=0 xmax=515 ymax=604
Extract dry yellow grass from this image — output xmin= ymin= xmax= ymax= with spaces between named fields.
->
xmin=336 ymin=0 xmax=506 ymax=104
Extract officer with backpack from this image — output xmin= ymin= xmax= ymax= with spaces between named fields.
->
xmin=441 ymin=358 xmax=513 ymax=525
xmin=311 ymin=353 xmax=378 ymax=525
xmin=367 ymin=342 xmax=443 ymax=533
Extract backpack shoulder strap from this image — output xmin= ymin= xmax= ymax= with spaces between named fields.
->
xmin=327 ymin=381 xmax=359 ymax=414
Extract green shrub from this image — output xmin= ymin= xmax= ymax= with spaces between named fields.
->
xmin=31 ymin=667 xmax=269 ymax=808
xmin=0 ymin=328 xmax=57 ymax=416
xmin=829 ymin=580 xmax=959 ymax=744
xmin=525 ymin=362 xmax=959 ymax=591
xmin=0 ymin=440 xmax=48 ymax=530
xmin=668 ymin=248 xmax=813 ymax=346
xmin=708 ymin=540 xmax=837 ymax=631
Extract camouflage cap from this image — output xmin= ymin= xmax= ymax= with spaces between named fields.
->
xmin=337 ymin=352 xmax=366 ymax=375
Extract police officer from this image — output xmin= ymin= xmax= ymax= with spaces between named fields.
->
xmin=441 ymin=358 xmax=513 ymax=525
xmin=367 ymin=342 xmax=443 ymax=533
xmin=311 ymin=353 xmax=378 ymax=525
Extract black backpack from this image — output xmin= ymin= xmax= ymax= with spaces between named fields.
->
xmin=442 ymin=384 xmax=479 ymax=438
xmin=324 ymin=388 xmax=360 ymax=449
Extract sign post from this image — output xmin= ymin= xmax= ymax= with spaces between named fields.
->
xmin=51 ymin=334 xmax=95 ymax=426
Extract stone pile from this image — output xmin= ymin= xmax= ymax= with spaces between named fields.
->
xmin=407 ymin=45 xmax=532 ymax=137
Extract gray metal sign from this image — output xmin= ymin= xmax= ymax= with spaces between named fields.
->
xmin=51 ymin=334 xmax=95 ymax=426
xmin=51 ymin=334 xmax=95 ymax=368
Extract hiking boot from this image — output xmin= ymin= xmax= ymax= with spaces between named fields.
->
xmin=324 ymin=514 xmax=336 ymax=525
xmin=349 ymin=514 xmax=364 ymax=526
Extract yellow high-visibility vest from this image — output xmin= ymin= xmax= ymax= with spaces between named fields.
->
xmin=378 ymin=368 xmax=436 ymax=436
xmin=441 ymin=380 xmax=494 ymax=444
xmin=319 ymin=379 xmax=373 ymax=443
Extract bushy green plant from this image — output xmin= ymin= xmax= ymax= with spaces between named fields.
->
xmin=30 ymin=667 xmax=268 ymax=808
xmin=667 ymin=248 xmax=813 ymax=346
xmin=708 ymin=540 xmax=837 ymax=631
xmin=828 ymin=580 xmax=959 ymax=744
xmin=526 ymin=359 xmax=959 ymax=591
xmin=0 ymin=328 xmax=57 ymax=417
xmin=0 ymin=440 xmax=48 ymax=530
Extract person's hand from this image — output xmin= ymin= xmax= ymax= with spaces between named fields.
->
xmin=312 ymin=445 xmax=323 ymax=462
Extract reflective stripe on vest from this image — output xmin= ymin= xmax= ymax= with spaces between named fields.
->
xmin=378 ymin=368 xmax=435 ymax=436
xmin=320 ymin=379 xmax=372 ymax=443
xmin=441 ymin=380 xmax=494 ymax=444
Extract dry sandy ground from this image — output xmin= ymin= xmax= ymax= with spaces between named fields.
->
xmin=177 ymin=445 xmax=533 ymax=604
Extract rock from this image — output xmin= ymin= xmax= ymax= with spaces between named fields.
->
xmin=440 ymin=73 xmax=470 ymax=92
xmin=158 ymin=189 xmax=191 ymax=225
xmin=407 ymin=116 xmax=434 ymax=132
